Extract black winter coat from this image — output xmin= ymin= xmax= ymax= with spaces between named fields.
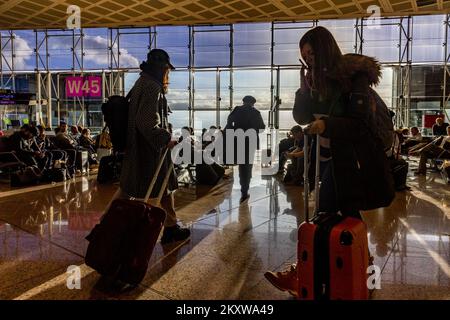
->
xmin=293 ymin=54 xmax=395 ymax=212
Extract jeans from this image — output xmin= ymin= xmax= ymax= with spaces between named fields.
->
xmin=239 ymin=164 xmax=253 ymax=195
xmin=317 ymin=159 xmax=362 ymax=220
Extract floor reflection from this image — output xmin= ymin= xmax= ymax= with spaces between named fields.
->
xmin=0 ymin=165 xmax=448 ymax=299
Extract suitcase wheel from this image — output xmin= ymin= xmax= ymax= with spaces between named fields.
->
xmin=300 ymin=287 xmax=309 ymax=299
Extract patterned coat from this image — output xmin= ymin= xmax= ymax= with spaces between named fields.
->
xmin=120 ymin=72 xmax=178 ymax=199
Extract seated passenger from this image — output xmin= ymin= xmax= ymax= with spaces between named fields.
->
xmin=278 ymin=128 xmax=296 ymax=174
xmin=402 ymin=126 xmax=423 ymax=152
xmin=282 ymin=126 xmax=305 ymax=185
xmin=8 ymin=124 xmax=51 ymax=171
xmin=70 ymin=125 xmax=81 ymax=144
xmin=54 ymin=122 xmax=78 ymax=149
xmin=432 ymin=117 xmax=449 ymax=136
xmin=54 ymin=122 xmax=78 ymax=175
xmin=80 ymin=128 xmax=98 ymax=165
xmin=415 ymin=126 xmax=450 ymax=176
xmin=35 ymin=125 xmax=67 ymax=168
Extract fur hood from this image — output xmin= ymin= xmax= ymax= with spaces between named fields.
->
xmin=331 ymin=53 xmax=382 ymax=90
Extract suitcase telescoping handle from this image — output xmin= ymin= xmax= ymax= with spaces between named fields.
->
xmin=303 ymin=131 xmax=321 ymax=223
xmin=143 ymin=147 xmax=174 ymax=206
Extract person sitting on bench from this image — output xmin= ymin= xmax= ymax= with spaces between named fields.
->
xmin=414 ymin=126 xmax=450 ymax=176
xmin=54 ymin=121 xmax=78 ymax=175
xmin=402 ymin=126 xmax=423 ymax=152
xmin=34 ymin=125 xmax=68 ymax=169
xmin=9 ymin=124 xmax=51 ymax=172
xmin=79 ymin=128 xmax=98 ymax=165
xmin=432 ymin=117 xmax=449 ymax=136
xmin=277 ymin=129 xmax=296 ymax=175
xmin=282 ymin=125 xmax=305 ymax=185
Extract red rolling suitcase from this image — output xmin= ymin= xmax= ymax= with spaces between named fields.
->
xmin=297 ymin=134 xmax=369 ymax=300
xmin=85 ymin=149 xmax=172 ymax=285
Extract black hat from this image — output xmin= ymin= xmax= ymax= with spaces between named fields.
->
xmin=147 ymin=49 xmax=175 ymax=70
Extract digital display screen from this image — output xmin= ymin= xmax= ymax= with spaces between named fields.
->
xmin=0 ymin=92 xmax=33 ymax=105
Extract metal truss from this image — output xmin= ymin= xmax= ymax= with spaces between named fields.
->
xmin=397 ymin=17 xmax=413 ymax=129
xmin=355 ymin=18 xmax=364 ymax=55
xmin=0 ymin=30 xmax=15 ymax=90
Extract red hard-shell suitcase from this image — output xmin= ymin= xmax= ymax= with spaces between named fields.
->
xmin=297 ymin=134 xmax=369 ymax=300
xmin=329 ymin=217 xmax=368 ymax=299
xmin=85 ymin=149 xmax=171 ymax=285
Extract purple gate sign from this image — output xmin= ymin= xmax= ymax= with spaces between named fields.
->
xmin=66 ymin=76 xmax=102 ymax=97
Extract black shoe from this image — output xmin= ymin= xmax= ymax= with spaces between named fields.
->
xmin=240 ymin=193 xmax=250 ymax=204
xmin=160 ymin=224 xmax=191 ymax=245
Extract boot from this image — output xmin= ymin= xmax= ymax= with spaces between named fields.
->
xmin=160 ymin=224 xmax=191 ymax=245
xmin=264 ymin=263 xmax=298 ymax=298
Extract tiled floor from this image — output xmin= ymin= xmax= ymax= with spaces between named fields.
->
xmin=0 ymin=162 xmax=449 ymax=300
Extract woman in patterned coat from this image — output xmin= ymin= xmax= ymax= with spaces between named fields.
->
xmin=116 ymin=49 xmax=190 ymax=244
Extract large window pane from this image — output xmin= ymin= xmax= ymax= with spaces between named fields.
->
xmin=84 ymin=28 xmax=109 ymax=70
xmin=167 ymin=71 xmax=189 ymax=111
xmin=156 ymin=26 xmax=189 ymax=68
xmin=220 ymin=71 xmax=231 ymax=110
xmin=12 ymin=30 xmax=35 ymax=71
xmin=169 ymin=110 xmax=190 ymax=131
xmin=220 ymin=110 xmax=230 ymax=128
xmin=279 ymin=110 xmax=298 ymax=131
xmin=118 ymin=28 xmax=150 ymax=69
xmin=318 ymin=19 xmax=355 ymax=54
xmin=47 ymin=30 xmax=75 ymax=70
xmin=274 ymin=22 xmax=313 ymax=66
xmin=193 ymin=110 xmax=216 ymax=130
xmin=234 ymin=23 xmax=271 ymax=66
xmin=377 ymin=66 xmax=394 ymax=109
xmin=412 ymin=15 xmax=445 ymax=63
xmin=124 ymin=72 xmax=139 ymax=94
xmin=233 ymin=69 xmax=271 ymax=109
xmin=194 ymin=26 xmax=230 ymax=67
xmin=194 ymin=71 xmax=216 ymax=109
xmin=278 ymin=69 xmax=300 ymax=110
xmin=363 ymin=19 xmax=399 ymax=63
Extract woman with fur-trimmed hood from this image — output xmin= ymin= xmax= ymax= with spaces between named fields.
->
xmin=264 ymin=26 xmax=395 ymax=298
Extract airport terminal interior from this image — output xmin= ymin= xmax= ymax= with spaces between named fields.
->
xmin=0 ymin=0 xmax=450 ymax=300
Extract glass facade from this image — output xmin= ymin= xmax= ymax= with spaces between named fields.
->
xmin=1 ymin=15 xmax=449 ymax=137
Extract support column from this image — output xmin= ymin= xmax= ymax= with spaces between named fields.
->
xmin=47 ymin=71 xmax=52 ymax=128
xmin=443 ymin=14 xmax=450 ymax=120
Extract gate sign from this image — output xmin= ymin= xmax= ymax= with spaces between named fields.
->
xmin=66 ymin=76 xmax=102 ymax=97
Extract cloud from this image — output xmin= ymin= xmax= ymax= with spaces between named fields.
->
xmin=1 ymin=34 xmax=33 ymax=70
xmin=83 ymin=35 xmax=140 ymax=68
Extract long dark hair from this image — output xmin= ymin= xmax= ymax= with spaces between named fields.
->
xmin=140 ymin=60 xmax=165 ymax=86
xmin=299 ymin=26 xmax=343 ymax=98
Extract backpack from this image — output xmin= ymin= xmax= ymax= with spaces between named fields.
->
xmin=368 ymin=88 xmax=394 ymax=151
xmin=101 ymin=92 xmax=132 ymax=153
